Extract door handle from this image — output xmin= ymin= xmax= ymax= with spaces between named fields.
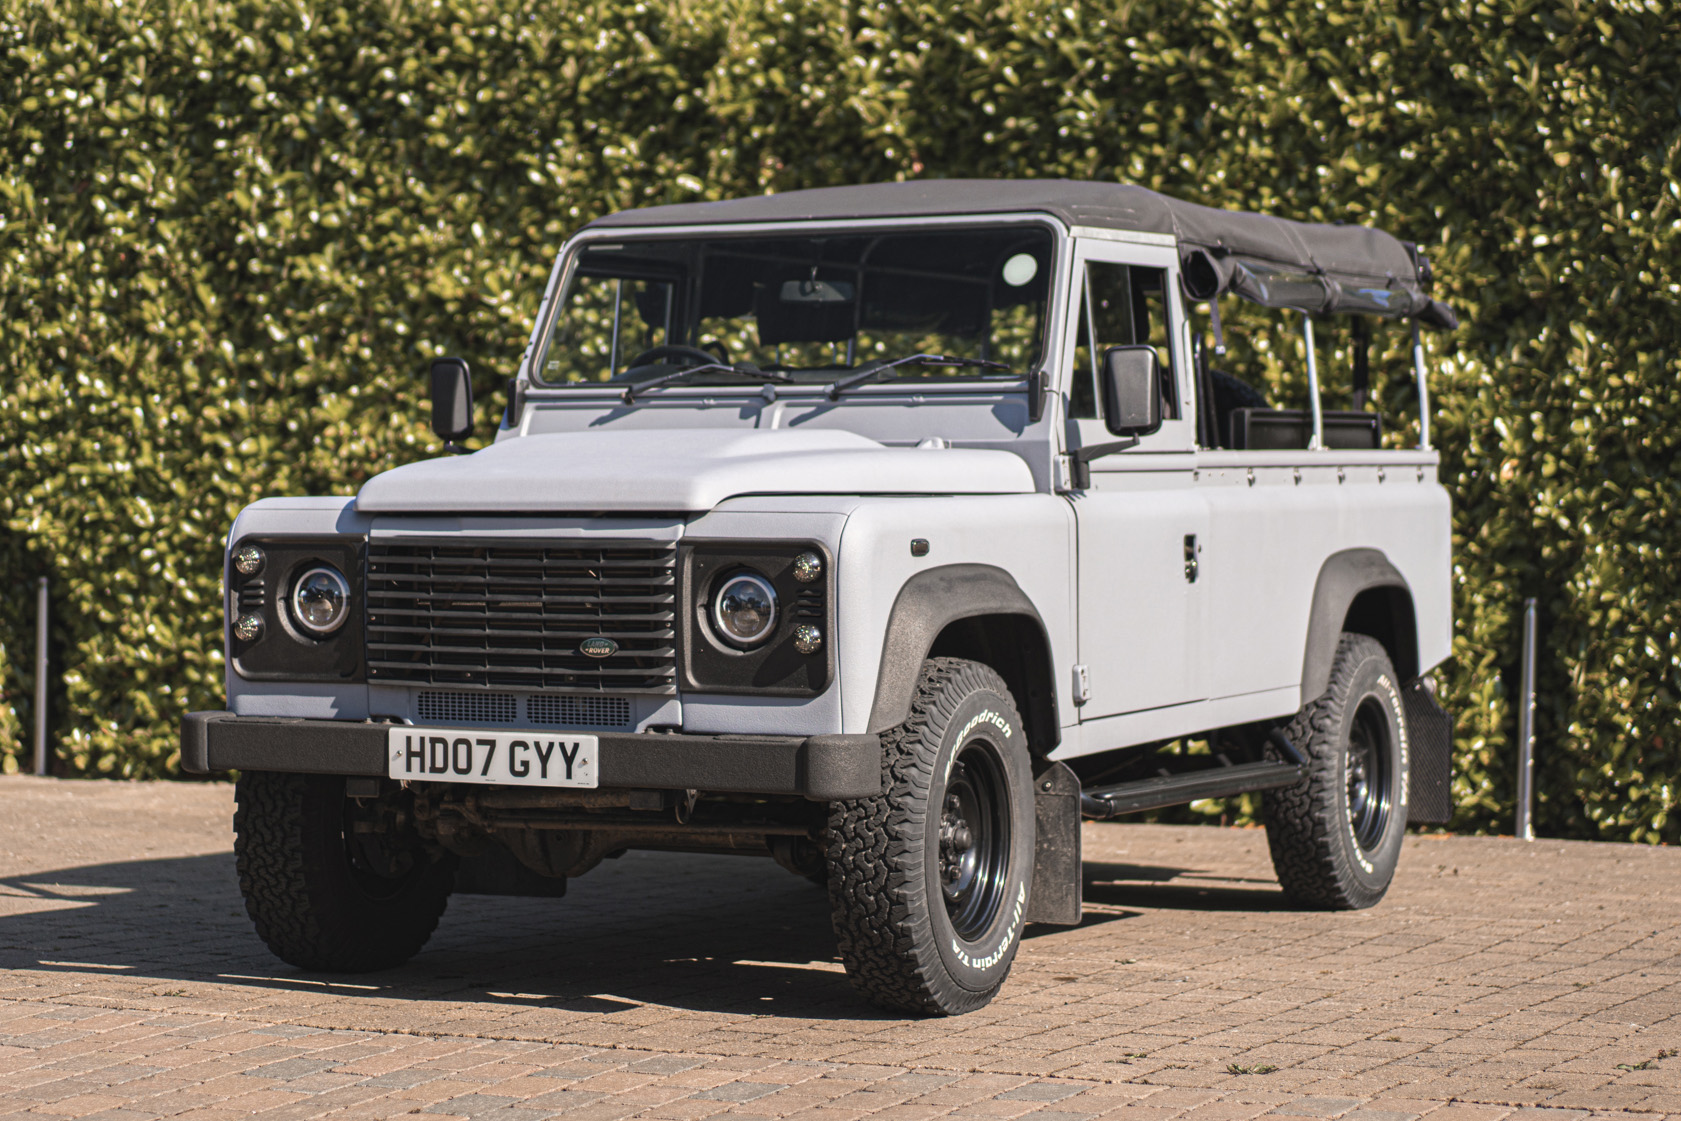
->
xmin=1184 ymin=534 xmax=1199 ymax=583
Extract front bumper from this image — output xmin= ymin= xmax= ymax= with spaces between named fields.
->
xmin=180 ymin=711 xmax=881 ymax=801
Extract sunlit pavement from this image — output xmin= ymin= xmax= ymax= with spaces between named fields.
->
xmin=3 ymin=775 xmax=1679 ymax=1121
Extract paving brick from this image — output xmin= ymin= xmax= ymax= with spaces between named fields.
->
xmin=691 ymin=1082 xmax=788 ymax=1102
xmin=999 ymin=1082 xmax=1094 ymax=1102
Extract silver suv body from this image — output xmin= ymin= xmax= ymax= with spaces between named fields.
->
xmin=185 ymin=180 xmax=1456 ymax=1014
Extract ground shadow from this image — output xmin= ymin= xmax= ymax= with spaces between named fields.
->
xmin=0 ymin=849 xmax=875 ymax=1020
xmin=0 ymin=849 xmax=1294 ymax=1020
xmin=1080 ymin=860 xmax=1297 ymax=911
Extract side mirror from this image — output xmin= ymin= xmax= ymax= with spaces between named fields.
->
xmin=430 ymin=357 xmax=473 ymax=452
xmin=1101 ymin=345 xmax=1162 ymax=436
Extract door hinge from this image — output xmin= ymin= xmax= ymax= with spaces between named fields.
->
xmin=1184 ymin=534 xmax=1200 ymax=583
xmin=1072 ymin=663 xmax=1091 ymax=707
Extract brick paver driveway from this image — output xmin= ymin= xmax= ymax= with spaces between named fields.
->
xmin=2 ymin=776 xmax=1679 ymax=1121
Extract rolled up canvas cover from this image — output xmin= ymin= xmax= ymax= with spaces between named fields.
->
xmin=1171 ymin=204 xmax=1458 ymax=329
xmin=590 ymin=178 xmax=1459 ymax=330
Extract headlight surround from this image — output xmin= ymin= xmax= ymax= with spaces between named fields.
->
xmin=291 ymin=566 xmax=352 ymax=636
xmin=711 ymin=571 xmax=778 ymax=648
xmin=227 ymin=535 xmax=364 ymax=682
xmin=681 ymin=541 xmax=830 ymax=697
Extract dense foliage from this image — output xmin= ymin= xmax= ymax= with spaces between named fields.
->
xmin=1 ymin=0 xmax=1677 ymax=840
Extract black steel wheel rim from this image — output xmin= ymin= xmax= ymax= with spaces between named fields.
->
xmin=938 ymin=739 xmax=1011 ymax=941
xmin=1346 ymin=696 xmax=1395 ymax=851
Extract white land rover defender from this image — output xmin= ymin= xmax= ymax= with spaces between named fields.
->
xmin=183 ymin=180 xmax=1458 ymax=1015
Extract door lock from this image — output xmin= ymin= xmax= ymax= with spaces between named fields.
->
xmin=1184 ymin=534 xmax=1199 ymax=583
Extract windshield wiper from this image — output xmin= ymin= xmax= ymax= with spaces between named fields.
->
xmin=824 ymin=353 xmax=1012 ymax=400
xmin=622 ymin=363 xmax=793 ymax=405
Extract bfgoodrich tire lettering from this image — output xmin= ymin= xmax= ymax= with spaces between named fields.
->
xmin=826 ymin=657 xmax=1034 ymax=1015
xmin=234 ymin=771 xmax=455 ymax=971
xmin=1262 ymin=633 xmax=1409 ymax=909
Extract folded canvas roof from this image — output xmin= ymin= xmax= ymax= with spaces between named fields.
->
xmin=589 ymin=178 xmax=1457 ymax=329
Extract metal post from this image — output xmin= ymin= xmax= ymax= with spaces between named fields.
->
xmin=1302 ymin=313 xmax=1324 ymax=450
xmin=33 ymin=576 xmax=48 ymax=776
xmin=1412 ymin=318 xmax=1431 ymax=450
xmin=1514 ymin=597 xmax=1538 ymax=841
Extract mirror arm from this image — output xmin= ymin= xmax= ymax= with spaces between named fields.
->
xmin=1071 ymin=436 xmax=1139 ymax=489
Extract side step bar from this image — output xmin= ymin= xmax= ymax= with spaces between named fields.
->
xmin=1079 ymin=732 xmax=1307 ymax=821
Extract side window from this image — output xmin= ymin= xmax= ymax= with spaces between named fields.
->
xmin=1129 ymin=268 xmax=1179 ymax=419
xmin=1069 ymin=262 xmax=1178 ymax=421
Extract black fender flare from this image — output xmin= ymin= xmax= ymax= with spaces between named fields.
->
xmin=1300 ymin=548 xmax=1416 ymax=702
xmin=866 ymin=564 xmax=1057 ymax=744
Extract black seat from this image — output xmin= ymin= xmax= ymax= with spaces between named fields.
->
xmin=1209 ymin=369 xmax=1269 ymax=448
xmin=1229 ymin=408 xmax=1382 ymax=451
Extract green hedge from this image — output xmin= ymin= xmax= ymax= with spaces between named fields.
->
xmin=2 ymin=0 xmax=1677 ymax=840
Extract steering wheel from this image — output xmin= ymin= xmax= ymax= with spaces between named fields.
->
xmin=626 ymin=343 xmax=726 ymax=369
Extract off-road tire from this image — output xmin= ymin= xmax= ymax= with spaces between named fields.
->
xmin=234 ymin=772 xmax=455 ymax=971
xmin=1262 ymin=633 xmax=1409 ymax=909
xmin=826 ymin=658 xmax=1034 ymax=1015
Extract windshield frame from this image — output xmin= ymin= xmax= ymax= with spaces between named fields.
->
xmin=526 ymin=212 xmax=1068 ymax=393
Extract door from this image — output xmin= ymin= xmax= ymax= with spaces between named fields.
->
xmin=1066 ymin=237 xmax=1208 ymax=721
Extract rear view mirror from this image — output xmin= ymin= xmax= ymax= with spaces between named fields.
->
xmin=1101 ymin=345 xmax=1162 ymax=436
xmin=779 ymin=278 xmax=855 ymax=304
xmin=430 ymin=357 xmax=473 ymax=452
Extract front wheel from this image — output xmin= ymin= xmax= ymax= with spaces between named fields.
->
xmin=234 ymin=772 xmax=455 ymax=971
xmin=1262 ymin=633 xmax=1410 ymax=909
xmin=826 ymin=658 xmax=1034 ymax=1015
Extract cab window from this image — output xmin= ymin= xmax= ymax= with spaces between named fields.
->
xmin=1070 ymin=262 xmax=1178 ymax=421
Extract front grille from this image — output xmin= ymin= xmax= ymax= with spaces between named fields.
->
xmin=413 ymin=690 xmax=635 ymax=729
xmin=416 ymin=690 xmax=518 ymax=724
xmin=528 ymin=694 xmax=633 ymax=728
xmin=366 ymin=538 xmax=677 ymax=693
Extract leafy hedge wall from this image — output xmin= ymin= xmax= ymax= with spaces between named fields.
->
xmin=1 ymin=0 xmax=1677 ymax=840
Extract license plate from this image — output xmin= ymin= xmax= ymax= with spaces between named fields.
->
xmin=387 ymin=727 xmax=599 ymax=788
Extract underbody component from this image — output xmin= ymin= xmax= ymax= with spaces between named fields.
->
xmin=1078 ymin=760 xmax=1303 ymax=820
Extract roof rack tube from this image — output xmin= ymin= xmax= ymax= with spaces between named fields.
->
xmin=1412 ymin=317 xmax=1431 ymax=450
xmin=1302 ymin=312 xmax=1324 ymax=451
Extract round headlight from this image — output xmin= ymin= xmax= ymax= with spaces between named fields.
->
xmin=712 ymin=572 xmax=777 ymax=647
xmin=291 ymin=566 xmax=351 ymax=636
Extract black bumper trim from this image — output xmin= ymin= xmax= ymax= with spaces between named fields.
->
xmin=180 ymin=711 xmax=881 ymax=801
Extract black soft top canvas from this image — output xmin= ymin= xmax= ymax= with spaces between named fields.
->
xmin=588 ymin=179 xmax=1457 ymax=328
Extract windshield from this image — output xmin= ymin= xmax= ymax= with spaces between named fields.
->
xmin=537 ymin=226 xmax=1054 ymax=388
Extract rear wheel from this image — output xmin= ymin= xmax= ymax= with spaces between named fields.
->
xmin=1262 ymin=633 xmax=1409 ymax=909
xmin=234 ymin=772 xmax=455 ymax=971
xmin=826 ymin=658 xmax=1034 ymax=1015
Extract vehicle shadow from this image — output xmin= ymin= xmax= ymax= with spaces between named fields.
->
xmin=0 ymin=849 xmax=878 ymax=1021
xmin=1080 ymin=859 xmax=1296 ymax=911
xmin=0 ymin=849 xmax=1294 ymax=1022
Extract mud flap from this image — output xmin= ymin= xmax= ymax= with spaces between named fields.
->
xmin=1403 ymin=680 xmax=1454 ymax=824
xmin=1026 ymin=759 xmax=1083 ymax=924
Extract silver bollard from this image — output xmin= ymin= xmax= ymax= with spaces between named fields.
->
xmin=1514 ymin=597 xmax=1538 ymax=841
xmin=34 ymin=576 xmax=49 ymax=776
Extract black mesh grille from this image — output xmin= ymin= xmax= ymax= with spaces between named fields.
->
xmin=528 ymin=694 xmax=634 ymax=728
xmin=366 ymin=538 xmax=677 ymax=693
xmin=416 ymin=690 xmax=518 ymax=724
